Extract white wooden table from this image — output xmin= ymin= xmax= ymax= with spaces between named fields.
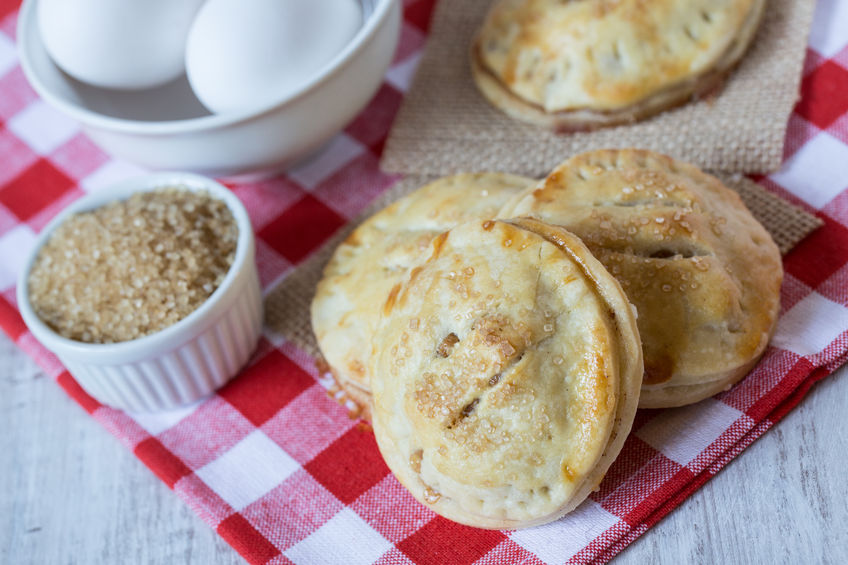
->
xmin=2 ymin=330 xmax=846 ymax=564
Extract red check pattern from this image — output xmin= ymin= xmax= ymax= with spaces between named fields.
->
xmin=1 ymin=1 xmax=847 ymax=563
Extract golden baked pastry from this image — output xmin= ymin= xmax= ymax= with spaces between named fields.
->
xmin=370 ymin=219 xmax=642 ymax=529
xmin=311 ymin=173 xmax=533 ymax=413
xmin=472 ymin=0 xmax=766 ymax=129
xmin=499 ymin=149 xmax=782 ymax=407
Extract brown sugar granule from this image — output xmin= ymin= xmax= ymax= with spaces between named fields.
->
xmin=27 ymin=188 xmax=238 ymax=343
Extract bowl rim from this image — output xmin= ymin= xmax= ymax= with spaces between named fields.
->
xmin=16 ymin=172 xmax=257 ymax=360
xmin=17 ymin=0 xmax=397 ymax=135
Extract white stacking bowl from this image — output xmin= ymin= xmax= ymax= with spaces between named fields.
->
xmin=17 ymin=173 xmax=264 ymax=412
xmin=17 ymin=0 xmax=402 ymax=178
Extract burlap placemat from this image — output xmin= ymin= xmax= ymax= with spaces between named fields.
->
xmin=265 ymin=174 xmax=822 ymax=357
xmin=380 ymin=0 xmax=815 ymax=178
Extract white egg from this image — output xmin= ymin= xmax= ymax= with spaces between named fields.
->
xmin=38 ymin=0 xmax=205 ymax=90
xmin=185 ymin=0 xmax=362 ymax=114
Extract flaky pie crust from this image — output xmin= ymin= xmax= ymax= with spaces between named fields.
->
xmin=311 ymin=173 xmax=533 ymax=412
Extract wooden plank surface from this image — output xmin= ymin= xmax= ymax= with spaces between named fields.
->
xmin=1 ymin=331 xmax=846 ymax=565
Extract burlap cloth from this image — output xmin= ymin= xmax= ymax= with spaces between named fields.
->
xmin=266 ymin=174 xmax=822 ymax=358
xmin=380 ymin=0 xmax=815 ymax=178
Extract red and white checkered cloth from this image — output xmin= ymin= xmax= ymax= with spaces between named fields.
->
xmin=2 ymin=1 xmax=848 ymax=563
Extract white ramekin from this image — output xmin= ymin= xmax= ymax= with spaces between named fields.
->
xmin=17 ymin=172 xmax=264 ymax=412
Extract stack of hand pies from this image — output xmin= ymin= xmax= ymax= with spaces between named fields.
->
xmin=311 ymin=149 xmax=782 ymax=529
xmin=313 ymin=0 xmax=778 ymax=530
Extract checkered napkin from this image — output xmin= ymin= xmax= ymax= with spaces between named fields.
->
xmin=1 ymin=1 xmax=847 ymax=564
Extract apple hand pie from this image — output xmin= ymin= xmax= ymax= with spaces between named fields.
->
xmin=499 ymin=149 xmax=782 ymax=407
xmin=370 ymin=219 xmax=642 ymax=528
xmin=472 ymin=0 xmax=766 ymax=130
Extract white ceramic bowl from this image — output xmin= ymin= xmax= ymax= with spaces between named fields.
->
xmin=17 ymin=0 xmax=401 ymax=178
xmin=17 ymin=173 xmax=264 ymax=412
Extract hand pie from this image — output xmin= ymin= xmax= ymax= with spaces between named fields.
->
xmin=472 ymin=0 xmax=766 ymax=130
xmin=311 ymin=173 xmax=533 ymax=416
xmin=370 ymin=219 xmax=642 ymax=529
xmin=499 ymin=149 xmax=782 ymax=407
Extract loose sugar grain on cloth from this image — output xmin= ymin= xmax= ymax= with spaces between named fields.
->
xmin=2 ymin=1 xmax=848 ymax=565
xmin=381 ymin=0 xmax=816 ymax=177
